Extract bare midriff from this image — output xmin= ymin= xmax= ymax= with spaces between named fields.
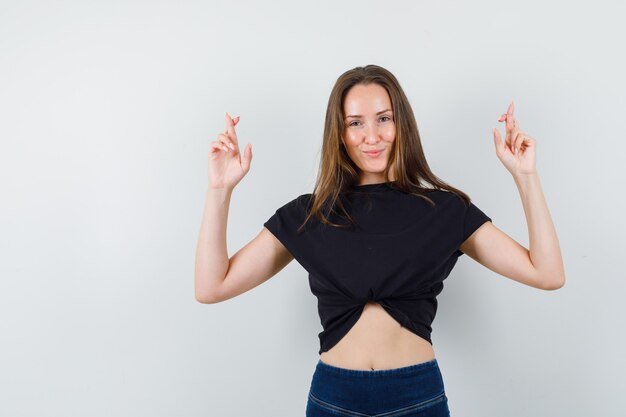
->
xmin=319 ymin=301 xmax=436 ymax=371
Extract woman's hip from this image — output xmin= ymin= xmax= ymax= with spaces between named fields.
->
xmin=306 ymin=358 xmax=450 ymax=416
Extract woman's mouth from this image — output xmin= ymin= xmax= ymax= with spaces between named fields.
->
xmin=363 ymin=149 xmax=384 ymax=158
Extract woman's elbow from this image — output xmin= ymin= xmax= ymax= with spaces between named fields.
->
xmin=542 ymin=275 xmax=566 ymax=291
xmin=195 ymin=287 xmax=222 ymax=304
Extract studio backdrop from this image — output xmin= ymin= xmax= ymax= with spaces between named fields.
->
xmin=1 ymin=1 xmax=624 ymax=416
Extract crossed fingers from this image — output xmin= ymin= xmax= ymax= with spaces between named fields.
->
xmin=497 ymin=100 xmax=527 ymax=155
xmin=216 ymin=112 xmax=240 ymax=152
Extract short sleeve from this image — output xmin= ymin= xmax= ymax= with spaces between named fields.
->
xmin=263 ymin=193 xmax=312 ymax=261
xmin=457 ymin=201 xmax=492 ymax=255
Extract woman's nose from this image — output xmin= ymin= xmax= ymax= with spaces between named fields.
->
xmin=364 ymin=124 xmax=381 ymax=142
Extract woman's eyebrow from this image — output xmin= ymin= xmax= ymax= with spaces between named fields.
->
xmin=345 ymin=109 xmax=392 ymax=118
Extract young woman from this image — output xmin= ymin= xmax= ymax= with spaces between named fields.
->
xmin=195 ymin=64 xmax=565 ymax=416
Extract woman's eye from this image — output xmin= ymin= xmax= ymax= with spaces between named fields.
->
xmin=348 ymin=116 xmax=391 ymax=127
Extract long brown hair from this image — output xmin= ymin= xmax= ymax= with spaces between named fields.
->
xmin=298 ymin=64 xmax=473 ymax=232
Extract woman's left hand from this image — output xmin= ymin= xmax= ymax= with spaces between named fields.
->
xmin=492 ymin=100 xmax=537 ymax=176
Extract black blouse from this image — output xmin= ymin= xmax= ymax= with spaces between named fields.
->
xmin=263 ymin=181 xmax=492 ymax=354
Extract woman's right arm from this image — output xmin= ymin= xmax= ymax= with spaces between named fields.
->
xmin=194 ymin=112 xmax=293 ymax=303
xmin=194 ymin=186 xmax=233 ymax=303
xmin=194 ymin=186 xmax=294 ymax=304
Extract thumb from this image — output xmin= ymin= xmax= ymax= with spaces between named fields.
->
xmin=492 ymin=127 xmax=503 ymax=158
xmin=241 ymin=144 xmax=253 ymax=173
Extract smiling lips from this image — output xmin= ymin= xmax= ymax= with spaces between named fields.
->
xmin=363 ymin=149 xmax=384 ymax=157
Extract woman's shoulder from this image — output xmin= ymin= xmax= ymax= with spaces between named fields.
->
xmin=274 ymin=192 xmax=313 ymax=214
xmin=410 ymin=187 xmax=456 ymax=200
xmin=411 ymin=188 xmax=468 ymax=211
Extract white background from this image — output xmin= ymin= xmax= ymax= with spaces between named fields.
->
xmin=1 ymin=0 xmax=624 ymax=416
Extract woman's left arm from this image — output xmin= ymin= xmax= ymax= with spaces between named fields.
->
xmin=459 ymin=100 xmax=566 ymax=290
xmin=512 ymin=171 xmax=566 ymax=289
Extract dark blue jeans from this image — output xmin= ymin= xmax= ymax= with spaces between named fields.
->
xmin=306 ymin=358 xmax=451 ymax=416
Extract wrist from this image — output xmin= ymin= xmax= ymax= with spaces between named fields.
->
xmin=206 ymin=185 xmax=233 ymax=201
xmin=513 ymin=168 xmax=538 ymax=178
xmin=513 ymin=170 xmax=540 ymax=188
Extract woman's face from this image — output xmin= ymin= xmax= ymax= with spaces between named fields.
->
xmin=342 ymin=83 xmax=396 ymax=185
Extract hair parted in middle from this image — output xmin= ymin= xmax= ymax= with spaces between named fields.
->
xmin=298 ymin=64 xmax=474 ymax=232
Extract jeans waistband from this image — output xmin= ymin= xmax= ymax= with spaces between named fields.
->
xmin=309 ymin=358 xmax=446 ymax=414
xmin=315 ymin=358 xmax=440 ymax=377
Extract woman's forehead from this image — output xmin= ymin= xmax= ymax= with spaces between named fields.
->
xmin=344 ymin=84 xmax=391 ymax=116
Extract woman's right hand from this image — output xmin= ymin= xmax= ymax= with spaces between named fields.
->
xmin=208 ymin=112 xmax=253 ymax=190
